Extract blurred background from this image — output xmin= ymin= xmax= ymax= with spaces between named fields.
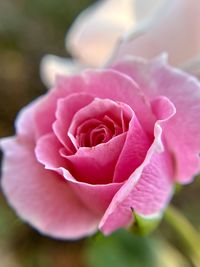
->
xmin=0 ymin=1 xmax=200 ymax=266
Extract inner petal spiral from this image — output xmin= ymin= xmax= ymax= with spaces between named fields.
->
xmin=68 ymin=98 xmax=132 ymax=149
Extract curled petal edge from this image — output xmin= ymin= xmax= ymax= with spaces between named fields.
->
xmin=99 ymin=96 xmax=176 ymax=234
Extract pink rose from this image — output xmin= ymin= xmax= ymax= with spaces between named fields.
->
xmin=1 ymin=56 xmax=200 ymax=239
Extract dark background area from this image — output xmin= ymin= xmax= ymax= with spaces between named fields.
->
xmin=0 ymin=1 xmax=199 ymax=266
xmin=0 ymin=0 xmax=94 ymax=137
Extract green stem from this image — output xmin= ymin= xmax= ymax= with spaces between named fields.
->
xmin=164 ymin=205 xmax=200 ymax=267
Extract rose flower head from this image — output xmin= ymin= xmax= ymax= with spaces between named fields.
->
xmin=1 ymin=55 xmax=200 ymax=239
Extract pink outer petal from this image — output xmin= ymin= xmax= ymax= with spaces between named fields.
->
xmin=15 ymin=98 xmax=41 ymax=141
xmin=15 ymin=87 xmax=72 ymax=141
xmin=35 ymin=133 xmax=123 ymax=214
xmin=99 ymin=96 xmax=175 ymax=235
xmin=1 ymin=137 xmax=99 ymax=240
xmin=53 ymin=93 xmax=94 ymax=150
xmin=33 ymin=88 xmax=71 ymax=139
xmin=113 ymin=0 xmax=200 ymax=67
xmin=27 ymin=85 xmax=93 ymax=140
xmin=56 ymin=69 xmax=156 ymax=134
xmin=113 ymin=110 xmax=152 ymax=182
xmin=112 ymin=56 xmax=200 ymax=183
xmin=17 ymin=69 xmax=155 ymax=143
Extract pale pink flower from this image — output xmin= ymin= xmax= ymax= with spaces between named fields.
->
xmin=41 ymin=0 xmax=200 ymax=88
xmin=1 ymin=56 xmax=200 ymax=239
xmin=40 ymin=0 xmax=161 ymax=87
xmin=113 ymin=0 xmax=200 ymax=69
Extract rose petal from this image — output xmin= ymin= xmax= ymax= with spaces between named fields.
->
xmin=53 ymin=93 xmax=94 ymax=151
xmin=89 ymin=124 xmax=112 ymax=146
xmin=100 ymin=151 xmax=174 ymax=235
xmin=66 ymin=0 xmax=134 ymax=67
xmin=182 ymin=56 xmax=200 ymax=80
xmin=1 ymin=137 xmax=99 ymax=239
xmin=113 ymin=110 xmax=152 ymax=182
xmin=35 ymin=133 xmax=69 ymax=170
xmin=40 ymin=0 xmax=162 ymax=87
xmin=63 ymin=134 xmax=126 ymax=185
xmin=15 ymin=98 xmax=39 ymax=141
xmin=113 ymin=56 xmax=200 ymax=183
xmin=18 ymin=69 xmax=154 ymax=141
xmin=32 ymin=89 xmax=71 ymax=138
xmin=112 ymin=0 xmax=200 ymax=67
xmin=35 ymin=133 xmax=124 ymax=214
xmin=40 ymin=55 xmax=84 ymax=88
xmin=28 ymin=87 xmax=91 ymax=139
xmin=35 ymin=132 xmax=125 ymax=185
xmin=68 ymin=98 xmax=131 ymax=148
xmin=56 ymin=69 xmax=156 ymax=134
xmin=133 ymin=0 xmax=162 ymax=21
xmin=61 ymin=168 xmax=123 ymax=216
xmin=99 ymin=96 xmax=175 ymax=234
xmin=36 ymin=131 xmax=126 ymax=185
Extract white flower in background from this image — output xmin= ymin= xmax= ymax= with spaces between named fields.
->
xmin=41 ymin=0 xmax=200 ymax=88
xmin=112 ymin=0 xmax=200 ymax=71
xmin=41 ymin=56 xmax=84 ymax=87
xmin=40 ymin=0 xmax=161 ymax=87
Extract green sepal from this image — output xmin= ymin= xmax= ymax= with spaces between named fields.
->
xmin=131 ymin=210 xmax=162 ymax=236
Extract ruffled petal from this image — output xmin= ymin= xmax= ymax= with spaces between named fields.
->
xmin=35 ymin=133 xmax=69 ymax=170
xmin=63 ymin=134 xmax=126 ymax=184
xmin=53 ymin=93 xmax=94 ymax=150
xmin=1 ymin=137 xmax=99 ymax=239
xmin=35 ymin=133 xmax=123 ymax=214
xmin=113 ymin=110 xmax=152 ymax=182
xmin=56 ymin=69 xmax=156 ymax=134
xmin=68 ymin=98 xmax=131 ymax=148
xmin=99 ymin=96 xmax=175 ymax=234
xmin=18 ymin=69 xmax=155 ymax=141
xmin=35 ymin=131 xmax=126 ymax=185
xmin=113 ymin=56 xmax=200 ymax=183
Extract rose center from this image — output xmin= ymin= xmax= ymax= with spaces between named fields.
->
xmin=68 ymin=98 xmax=132 ymax=149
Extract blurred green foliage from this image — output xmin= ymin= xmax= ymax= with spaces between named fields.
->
xmin=86 ymin=230 xmax=189 ymax=267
